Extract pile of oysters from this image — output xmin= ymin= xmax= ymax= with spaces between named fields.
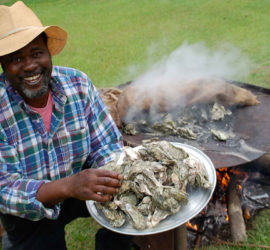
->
xmin=123 ymin=102 xmax=235 ymax=142
xmin=96 ymin=140 xmax=213 ymax=230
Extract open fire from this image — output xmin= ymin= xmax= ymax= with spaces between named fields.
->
xmin=185 ymin=163 xmax=270 ymax=249
xmin=99 ymin=74 xmax=270 ymax=249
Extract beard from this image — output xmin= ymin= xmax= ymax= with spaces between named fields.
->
xmin=20 ymin=71 xmax=51 ymax=99
xmin=21 ymin=82 xmax=49 ymax=99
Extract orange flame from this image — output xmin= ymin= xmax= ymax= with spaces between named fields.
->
xmin=216 ymin=168 xmax=231 ymax=190
xmin=238 ymin=184 xmax=242 ymax=191
xmin=186 ymin=221 xmax=198 ymax=231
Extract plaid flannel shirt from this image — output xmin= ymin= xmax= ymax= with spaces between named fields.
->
xmin=0 ymin=66 xmax=123 ymax=221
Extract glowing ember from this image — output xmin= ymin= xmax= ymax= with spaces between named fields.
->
xmin=186 ymin=221 xmax=198 ymax=231
xmin=238 ymin=184 xmax=242 ymax=191
xmin=216 ymin=168 xmax=231 ymax=190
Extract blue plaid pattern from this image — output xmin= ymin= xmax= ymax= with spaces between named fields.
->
xmin=0 ymin=66 xmax=123 ymax=220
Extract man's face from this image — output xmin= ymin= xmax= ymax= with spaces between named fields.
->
xmin=0 ymin=35 xmax=52 ymax=101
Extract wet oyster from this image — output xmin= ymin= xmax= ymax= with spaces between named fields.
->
xmin=177 ymin=127 xmax=197 ymax=140
xmin=147 ymin=208 xmax=171 ymax=228
xmin=210 ymin=128 xmax=235 ymax=141
xmin=95 ymin=202 xmax=126 ymax=227
xmin=137 ymin=196 xmax=152 ymax=216
xmin=123 ymin=123 xmax=138 ymax=135
xmin=186 ymin=157 xmax=212 ymax=189
xmin=211 ymin=102 xmax=232 ymax=121
xmin=95 ymin=140 xmax=212 ymax=230
xmin=115 ymin=201 xmax=147 ymax=230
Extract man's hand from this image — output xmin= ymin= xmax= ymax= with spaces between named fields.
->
xmin=36 ymin=168 xmax=122 ymax=206
xmin=68 ymin=168 xmax=122 ymax=202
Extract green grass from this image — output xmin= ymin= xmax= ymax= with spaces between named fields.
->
xmin=65 ymin=209 xmax=270 ymax=250
xmin=65 ymin=217 xmax=101 ymax=250
xmin=0 ymin=1 xmax=270 ymax=249
xmin=206 ymin=209 xmax=270 ymax=250
xmin=1 ymin=0 xmax=270 ymax=88
xmin=64 ymin=209 xmax=270 ymax=250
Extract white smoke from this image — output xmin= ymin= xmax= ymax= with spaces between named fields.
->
xmin=128 ymin=41 xmax=254 ymax=86
xmin=121 ymin=41 xmax=255 ymax=122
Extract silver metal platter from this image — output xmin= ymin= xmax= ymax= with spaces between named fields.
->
xmin=86 ymin=142 xmax=217 ymax=235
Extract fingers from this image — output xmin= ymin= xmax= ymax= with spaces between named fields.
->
xmin=91 ymin=193 xmax=114 ymax=203
xmin=95 ymin=169 xmax=122 ymax=180
xmin=87 ymin=168 xmax=122 ymax=198
xmin=71 ymin=168 xmax=123 ymax=202
xmin=95 ymin=175 xmax=122 ymax=187
xmin=94 ymin=184 xmax=119 ymax=195
xmin=86 ymin=168 xmax=122 ymax=188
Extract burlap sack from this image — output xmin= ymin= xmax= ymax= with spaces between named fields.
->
xmin=117 ymin=78 xmax=259 ymax=121
xmin=99 ymin=87 xmax=123 ymax=128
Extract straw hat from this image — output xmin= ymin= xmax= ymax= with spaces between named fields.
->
xmin=0 ymin=1 xmax=67 ymax=57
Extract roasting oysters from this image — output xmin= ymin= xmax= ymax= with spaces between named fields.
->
xmin=95 ymin=140 xmax=213 ymax=230
xmin=123 ymin=102 xmax=235 ymax=142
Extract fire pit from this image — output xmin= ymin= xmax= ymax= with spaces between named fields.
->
xmin=105 ymin=79 xmax=270 ymax=249
xmin=185 ymin=164 xmax=270 ymax=249
xmin=131 ymin=159 xmax=270 ymax=250
xmin=120 ymin=81 xmax=270 ymax=168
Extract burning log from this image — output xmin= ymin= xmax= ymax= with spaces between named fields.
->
xmin=242 ymin=204 xmax=251 ymax=220
xmin=226 ymin=175 xmax=247 ymax=242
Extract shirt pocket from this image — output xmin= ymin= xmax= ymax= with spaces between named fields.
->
xmin=53 ymin=123 xmax=91 ymax=168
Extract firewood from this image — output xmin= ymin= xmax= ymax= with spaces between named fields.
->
xmin=226 ymin=175 xmax=247 ymax=242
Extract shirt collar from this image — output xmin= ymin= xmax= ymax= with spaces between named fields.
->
xmin=2 ymin=69 xmax=67 ymax=112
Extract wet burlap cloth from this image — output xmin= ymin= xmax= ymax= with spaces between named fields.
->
xmin=99 ymin=79 xmax=259 ymax=128
xmin=117 ymin=78 xmax=259 ymax=121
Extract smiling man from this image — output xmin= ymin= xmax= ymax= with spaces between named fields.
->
xmin=0 ymin=1 xmax=133 ymax=250
xmin=1 ymin=34 xmax=52 ymax=106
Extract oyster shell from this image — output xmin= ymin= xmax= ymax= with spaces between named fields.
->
xmin=123 ymin=123 xmax=138 ymax=135
xmin=211 ymin=102 xmax=232 ymax=121
xmin=137 ymin=196 xmax=152 ymax=216
xmin=95 ymin=202 xmax=126 ymax=228
xmin=115 ymin=201 xmax=147 ymax=230
xmin=210 ymin=128 xmax=235 ymax=141
xmin=147 ymin=208 xmax=171 ymax=228
xmin=95 ymin=140 xmax=212 ymax=230
xmin=177 ymin=127 xmax=197 ymax=140
xmin=186 ymin=157 xmax=212 ymax=189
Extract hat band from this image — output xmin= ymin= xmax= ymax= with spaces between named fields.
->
xmin=0 ymin=26 xmax=40 ymax=40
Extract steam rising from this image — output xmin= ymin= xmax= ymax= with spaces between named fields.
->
xmin=121 ymin=41 xmax=255 ymax=123
xmin=129 ymin=41 xmax=254 ymax=86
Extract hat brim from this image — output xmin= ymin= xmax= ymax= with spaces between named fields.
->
xmin=0 ymin=25 xmax=67 ymax=57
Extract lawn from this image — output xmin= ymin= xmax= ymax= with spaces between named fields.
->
xmin=0 ymin=0 xmax=270 ymax=249
xmin=1 ymin=0 xmax=270 ymax=88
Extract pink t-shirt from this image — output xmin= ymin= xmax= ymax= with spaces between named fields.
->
xmin=29 ymin=91 xmax=53 ymax=133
